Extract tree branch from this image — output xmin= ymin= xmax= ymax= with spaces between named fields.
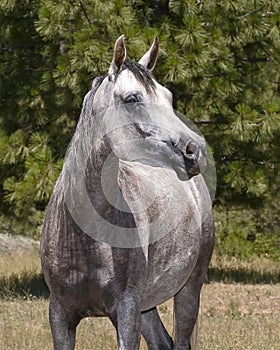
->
xmin=237 ymin=5 xmax=266 ymax=20
xmin=78 ymin=0 xmax=92 ymax=25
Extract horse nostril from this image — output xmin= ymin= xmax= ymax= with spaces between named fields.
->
xmin=185 ymin=141 xmax=198 ymax=158
xmin=186 ymin=145 xmax=194 ymax=155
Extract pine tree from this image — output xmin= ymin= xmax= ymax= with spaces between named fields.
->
xmin=0 ymin=0 xmax=279 ymax=245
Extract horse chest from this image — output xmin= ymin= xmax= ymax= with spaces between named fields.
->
xmin=140 ymin=234 xmax=200 ymax=310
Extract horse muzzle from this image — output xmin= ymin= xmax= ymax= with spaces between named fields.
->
xmin=173 ymin=139 xmax=205 ymax=181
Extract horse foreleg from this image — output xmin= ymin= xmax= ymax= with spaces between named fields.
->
xmin=141 ymin=307 xmax=173 ymax=350
xmin=173 ymin=279 xmax=202 ymax=350
xmin=49 ymin=294 xmax=79 ymax=350
xmin=110 ymin=292 xmax=142 ymax=350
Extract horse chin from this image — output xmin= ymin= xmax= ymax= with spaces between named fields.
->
xmin=174 ymin=164 xmax=202 ymax=181
xmin=174 ymin=166 xmax=191 ymax=181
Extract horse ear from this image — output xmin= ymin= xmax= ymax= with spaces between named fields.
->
xmin=109 ymin=35 xmax=126 ymax=77
xmin=138 ymin=37 xmax=159 ymax=71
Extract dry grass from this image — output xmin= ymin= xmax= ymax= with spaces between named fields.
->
xmin=1 ymin=283 xmax=280 ymax=349
xmin=210 ymin=254 xmax=280 ymax=274
xmin=199 ymin=283 xmax=280 ymax=350
xmin=0 ymin=234 xmax=40 ymax=277
xmin=210 ymin=254 xmax=280 ymax=279
xmin=1 ymin=236 xmax=280 ymax=349
xmin=0 ymin=250 xmax=41 ymax=277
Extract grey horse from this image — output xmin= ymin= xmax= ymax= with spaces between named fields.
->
xmin=41 ymin=35 xmax=214 ymax=350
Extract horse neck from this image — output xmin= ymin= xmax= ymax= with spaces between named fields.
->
xmin=86 ymin=137 xmax=121 ymax=211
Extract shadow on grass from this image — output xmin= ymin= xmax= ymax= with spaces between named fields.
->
xmin=0 ymin=267 xmax=279 ymax=300
xmin=0 ymin=270 xmax=49 ymax=299
xmin=208 ymin=266 xmax=280 ymax=284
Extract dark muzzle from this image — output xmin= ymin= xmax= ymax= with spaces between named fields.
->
xmin=173 ymin=139 xmax=204 ymax=180
xmin=183 ymin=140 xmax=201 ymax=176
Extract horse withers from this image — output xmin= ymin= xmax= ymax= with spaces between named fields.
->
xmin=41 ymin=35 xmax=214 ymax=350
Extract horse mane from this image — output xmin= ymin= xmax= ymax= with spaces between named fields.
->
xmin=65 ymin=75 xmax=107 ymax=170
xmin=91 ymin=75 xmax=107 ymax=94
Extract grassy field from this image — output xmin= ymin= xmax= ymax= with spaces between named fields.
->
xmin=0 ymin=234 xmax=40 ymax=276
xmin=1 ymin=283 xmax=280 ymax=350
xmin=0 ymin=234 xmax=280 ymax=349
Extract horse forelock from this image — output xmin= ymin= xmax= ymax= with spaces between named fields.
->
xmin=121 ymin=61 xmax=156 ymax=94
xmin=83 ymin=62 xmax=155 ymax=114
xmin=77 ymin=62 xmax=156 ymax=129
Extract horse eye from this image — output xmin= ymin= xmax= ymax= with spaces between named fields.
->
xmin=124 ymin=94 xmax=141 ymax=104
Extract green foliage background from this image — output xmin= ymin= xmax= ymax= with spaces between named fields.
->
xmin=0 ymin=0 xmax=279 ymax=259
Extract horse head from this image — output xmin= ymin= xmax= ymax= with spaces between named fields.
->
xmin=89 ymin=35 xmax=206 ymax=181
